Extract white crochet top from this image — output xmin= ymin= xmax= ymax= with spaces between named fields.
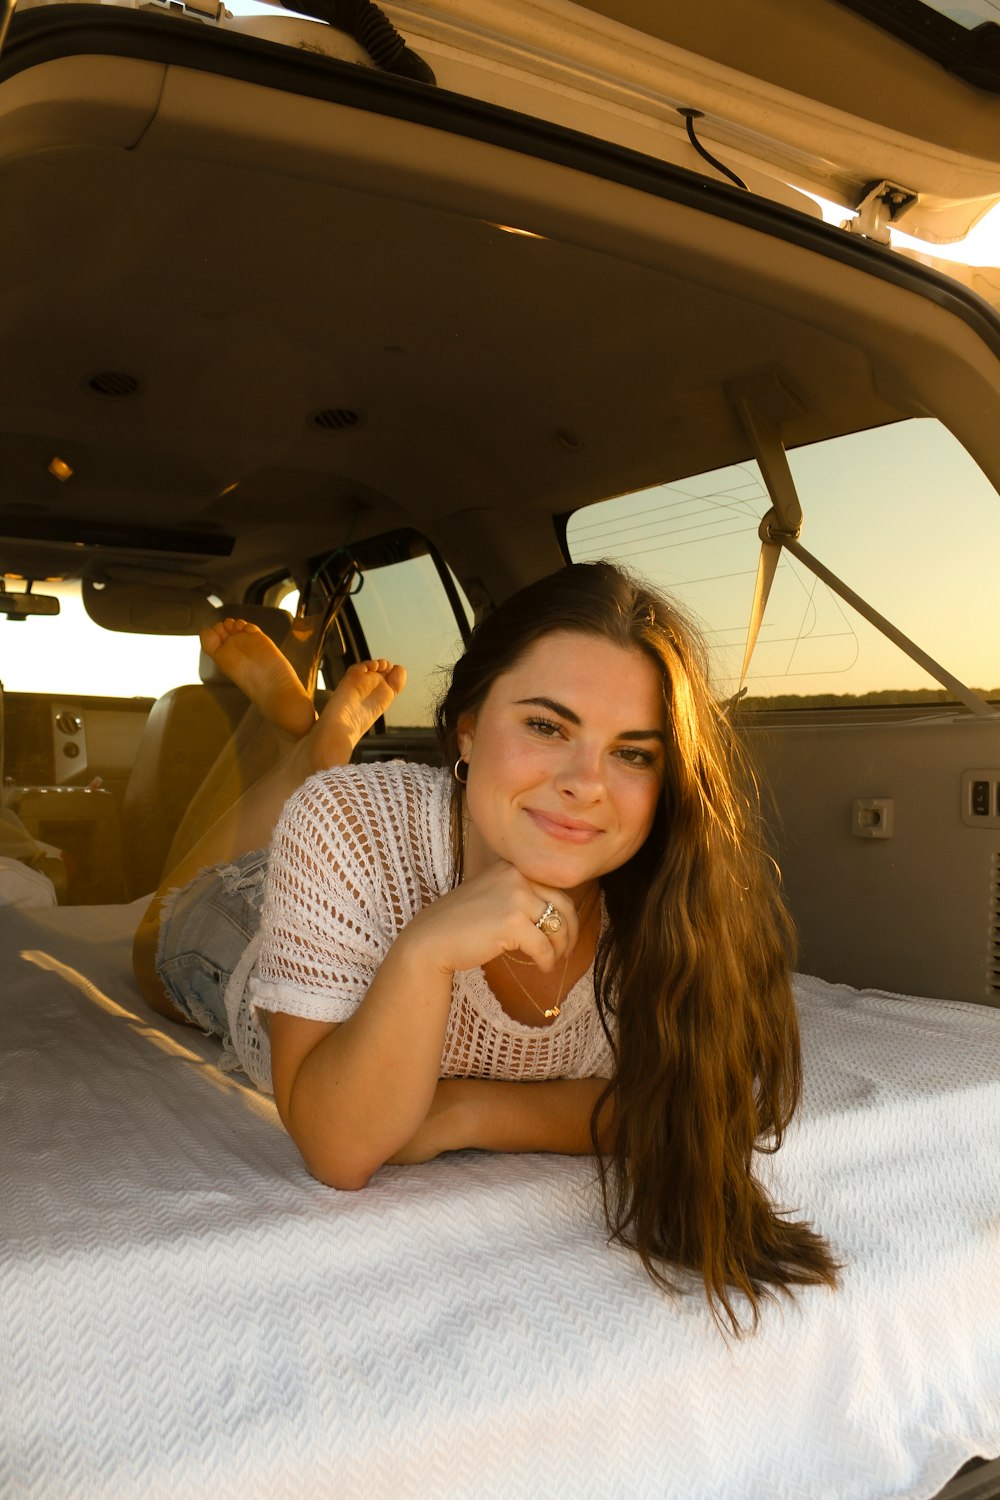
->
xmin=223 ymin=761 xmax=614 ymax=1094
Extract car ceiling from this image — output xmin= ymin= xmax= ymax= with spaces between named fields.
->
xmin=2 ymin=16 xmax=1000 ymax=612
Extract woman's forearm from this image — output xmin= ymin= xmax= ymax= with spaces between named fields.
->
xmin=276 ymin=935 xmax=455 ymax=1188
xmin=388 ymin=1076 xmax=614 ymax=1164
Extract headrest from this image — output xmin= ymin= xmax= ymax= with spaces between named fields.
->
xmin=198 ymin=605 xmax=293 ymax=684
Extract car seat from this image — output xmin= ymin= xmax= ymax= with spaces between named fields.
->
xmin=120 ymin=605 xmax=292 ymax=899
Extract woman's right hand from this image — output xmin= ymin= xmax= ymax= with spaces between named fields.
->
xmin=398 ymin=860 xmax=580 ymax=978
xmin=272 ymin=861 xmax=579 ymax=1190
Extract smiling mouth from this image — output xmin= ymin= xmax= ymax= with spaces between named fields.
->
xmin=525 ymin=809 xmax=601 ymax=843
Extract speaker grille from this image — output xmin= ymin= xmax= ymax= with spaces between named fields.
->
xmin=308 ymin=407 xmax=364 ymax=433
xmin=82 ymin=371 xmax=142 ymax=399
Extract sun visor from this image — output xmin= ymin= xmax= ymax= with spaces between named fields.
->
xmin=82 ymin=571 xmax=223 ymax=635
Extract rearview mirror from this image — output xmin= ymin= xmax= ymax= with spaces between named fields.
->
xmin=0 ymin=591 xmax=60 ymax=619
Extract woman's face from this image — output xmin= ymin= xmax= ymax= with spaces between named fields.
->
xmin=457 ymin=629 xmax=667 ymax=895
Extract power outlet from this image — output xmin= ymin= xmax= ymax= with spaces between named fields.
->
xmin=852 ymin=797 xmax=894 ymax=839
xmin=960 ymin=768 xmax=1000 ymax=829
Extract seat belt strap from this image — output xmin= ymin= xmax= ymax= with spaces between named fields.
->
xmin=284 ymin=553 xmax=362 ymax=698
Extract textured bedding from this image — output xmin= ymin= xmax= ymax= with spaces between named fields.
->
xmin=2 ymin=900 xmax=999 ymax=1500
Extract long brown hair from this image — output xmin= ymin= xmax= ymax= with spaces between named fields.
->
xmin=437 ymin=560 xmax=840 ymax=1334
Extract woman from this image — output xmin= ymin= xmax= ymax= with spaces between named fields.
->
xmin=133 ymin=561 xmax=839 ymax=1333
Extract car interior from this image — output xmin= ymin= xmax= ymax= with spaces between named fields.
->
xmin=4 ymin=9 xmax=1000 ymax=1001
xmin=2 ymin=3 xmax=999 ymax=1498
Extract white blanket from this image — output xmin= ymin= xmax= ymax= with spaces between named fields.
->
xmin=2 ymin=902 xmax=999 ymax=1500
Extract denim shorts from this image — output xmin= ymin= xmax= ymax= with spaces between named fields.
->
xmin=155 ymin=849 xmax=269 ymax=1037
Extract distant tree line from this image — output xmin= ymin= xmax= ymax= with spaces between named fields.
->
xmin=742 ymin=687 xmax=1000 ymax=711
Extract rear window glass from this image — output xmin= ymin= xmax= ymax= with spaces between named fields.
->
xmin=566 ymin=417 xmax=1000 ymax=707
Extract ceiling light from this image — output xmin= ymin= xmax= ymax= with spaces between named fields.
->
xmin=48 ymin=457 xmax=74 ymax=482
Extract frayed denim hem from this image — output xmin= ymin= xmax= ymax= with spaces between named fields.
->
xmin=154 ymin=849 xmax=269 ymax=1036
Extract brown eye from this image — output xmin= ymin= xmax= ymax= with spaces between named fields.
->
xmin=526 ymin=716 xmax=562 ymax=737
xmin=615 ymin=746 xmax=656 ymax=768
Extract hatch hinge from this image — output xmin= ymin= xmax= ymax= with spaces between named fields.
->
xmin=138 ymin=0 xmax=226 ymax=24
xmin=843 ymin=180 xmax=919 ymax=245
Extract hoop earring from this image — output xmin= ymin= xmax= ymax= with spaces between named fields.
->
xmin=453 ymin=757 xmax=469 ymax=786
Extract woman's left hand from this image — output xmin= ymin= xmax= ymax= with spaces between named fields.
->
xmin=386 ymin=1076 xmax=613 ymax=1164
xmin=386 ymin=1079 xmax=470 ymax=1164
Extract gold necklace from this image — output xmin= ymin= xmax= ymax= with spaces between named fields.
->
xmin=498 ymin=886 xmax=597 ymax=1021
xmin=501 ymin=947 xmax=571 ymax=1022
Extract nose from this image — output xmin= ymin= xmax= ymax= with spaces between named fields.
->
xmin=554 ymin=740 xmax=605 ymax=802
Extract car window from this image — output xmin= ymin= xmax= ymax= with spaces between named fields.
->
xmin=0 ymin=581 xmax=201 ymax=698
xmin=566 ymin=416 xmax=1000 ymax=707
xmin=348 ymin=554 xmax=473 ymax=728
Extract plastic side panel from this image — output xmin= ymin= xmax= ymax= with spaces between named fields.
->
xmin=750 ymin=715 xmax=1000 ymax=1006
xmin=0 ymin=54 xmax=165 ymax=164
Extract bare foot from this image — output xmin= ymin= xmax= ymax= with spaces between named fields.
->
xmin=305 ymin=658 xmax=407 ymax=773
xmin=200 ymin=618 xmax=317 ymax=738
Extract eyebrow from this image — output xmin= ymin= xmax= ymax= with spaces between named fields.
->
xmin=514 ymin=696 xmax=666 ymax=743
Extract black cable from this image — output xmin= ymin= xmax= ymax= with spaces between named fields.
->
xmin=677 ymin=108 xmax=748 ymax=191
xmin=279 ymin=0 xmax=435 ymax=84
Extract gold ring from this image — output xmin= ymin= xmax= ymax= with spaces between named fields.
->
xmin=535 ymin=902 xmax=562 ymax=935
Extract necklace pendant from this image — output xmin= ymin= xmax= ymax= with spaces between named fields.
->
xmin=543 ymin=1005 xmax=561 ymax=1020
